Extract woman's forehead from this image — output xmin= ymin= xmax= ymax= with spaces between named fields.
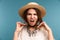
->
xmin=27 ymin=8 xmax=37 ymax=14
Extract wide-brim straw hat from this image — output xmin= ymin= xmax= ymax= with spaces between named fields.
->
xmin=18 ymin=2 xmax=46 ymax=19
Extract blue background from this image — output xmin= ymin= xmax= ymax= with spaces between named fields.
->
xmin=0 ymin=0 xmax=60 ymax=40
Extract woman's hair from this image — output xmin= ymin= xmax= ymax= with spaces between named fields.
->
xmin=23 ymin=8 xmax=43 ymax=24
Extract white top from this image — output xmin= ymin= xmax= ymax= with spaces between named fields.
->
xmin=18 ymin=27 xmax=48 ymax=40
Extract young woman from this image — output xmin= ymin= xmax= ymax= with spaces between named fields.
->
xmin=13 ymin=2 xmax=54 ymax=40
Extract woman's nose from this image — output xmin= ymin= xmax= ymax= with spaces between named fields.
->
xmin=31 ymin=15 xmax=34 ymax=18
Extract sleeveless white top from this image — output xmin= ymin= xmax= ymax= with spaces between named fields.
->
xmin=18 ymin=27 xmax=48 ymax=40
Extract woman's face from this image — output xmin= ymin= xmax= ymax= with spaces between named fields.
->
xmin=27 ymin=9 xmax=38 ymax=26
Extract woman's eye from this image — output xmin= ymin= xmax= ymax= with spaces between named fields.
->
xmin=34 ymin=14 xmax=37 ymax=15
xmin=27 ymin=13 xmax=31 ymax=15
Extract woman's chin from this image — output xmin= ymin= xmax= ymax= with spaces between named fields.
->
xmin=29 ymin=24 xmax=35 ymax=27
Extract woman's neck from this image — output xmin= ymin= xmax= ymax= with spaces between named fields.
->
xmin=29 ymin=27 xmax=35 ymax=32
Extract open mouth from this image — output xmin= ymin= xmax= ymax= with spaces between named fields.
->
xmin=30 ymin=20 xmax=34 ymax=22
xmin=29 ymin=20 xmax=37 ymax=26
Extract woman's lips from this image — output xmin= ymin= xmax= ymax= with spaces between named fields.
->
xmin=29 ymin=20 xmax=35 ymax=24
xmin=30 ymin=20 xmax=34 ymax=22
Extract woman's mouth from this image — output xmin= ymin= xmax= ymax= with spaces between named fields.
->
xmin=28 ymin=20 xmax=37 ymax=26
xmin=30 ymin=20 xmax=34 ymax=22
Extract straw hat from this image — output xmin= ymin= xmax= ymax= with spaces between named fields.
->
xmin=19 ymin=2 xmax=46 ymax=19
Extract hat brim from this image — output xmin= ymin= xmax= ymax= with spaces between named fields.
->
xmin=19 ymin=4 xmax=46 ymax=19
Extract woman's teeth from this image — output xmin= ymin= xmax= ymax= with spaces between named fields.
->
xmin=30 ymin=20 xmax=34 ymax=22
